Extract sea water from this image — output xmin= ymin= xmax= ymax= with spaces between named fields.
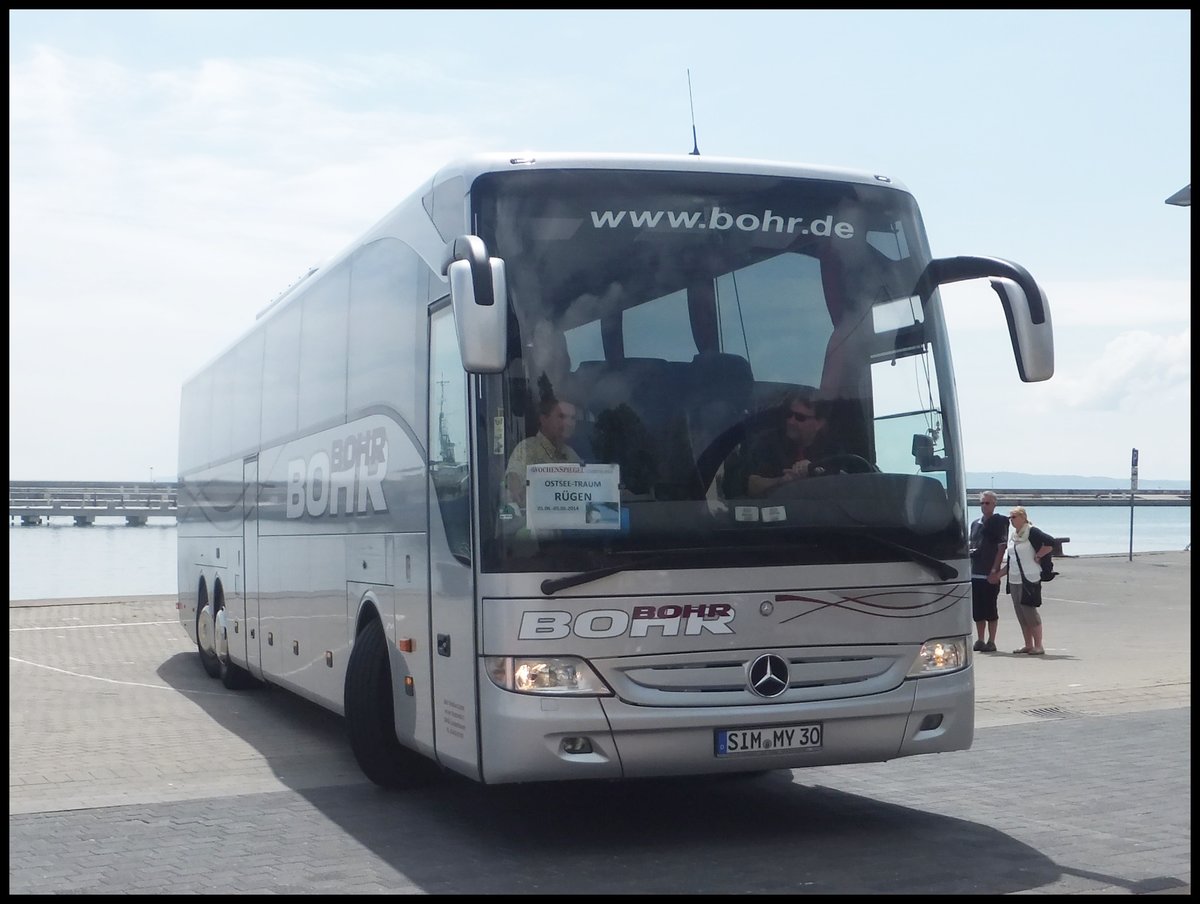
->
xmin=7 ymin=506 xmax=1191 ymax=601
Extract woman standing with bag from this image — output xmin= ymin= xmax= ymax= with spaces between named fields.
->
xmin=1000 ymin=506 xmax=1056 ymax=656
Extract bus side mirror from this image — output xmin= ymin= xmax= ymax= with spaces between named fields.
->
xmin=918 ymin=255 xmax=1054 ymax=383
xmin=988 ymin=277 xmax=1054 ymax=382
xmin=442 ymin=235 xmax=509 ymax=373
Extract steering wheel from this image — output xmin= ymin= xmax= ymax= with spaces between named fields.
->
xmin=807 ymin=453 xmax=878 ymax=476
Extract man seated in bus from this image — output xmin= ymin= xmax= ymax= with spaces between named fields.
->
xmin=745 ymin=386 xmax=837 ymax=497
xmin=504 ymin=396 xmax=582 ymax=509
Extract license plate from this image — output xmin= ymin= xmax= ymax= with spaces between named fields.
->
xmin=715 ymin=723 xmax=823 ymax=756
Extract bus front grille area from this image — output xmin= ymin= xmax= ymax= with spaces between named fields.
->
xmin=596 ymin=646 xmax=914 ymax=706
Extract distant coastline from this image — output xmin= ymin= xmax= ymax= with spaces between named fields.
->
xmin=966 ymin=471 xmax=1189 ymax=491
xmin=8 ymin=471 xmax=1192 ymax=490
xmin=963 ymin=489 xmax=1187 ymax=507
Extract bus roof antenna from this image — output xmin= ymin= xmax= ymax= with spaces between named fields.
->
xmin=687 ymin=69 xmax=700 ymax=156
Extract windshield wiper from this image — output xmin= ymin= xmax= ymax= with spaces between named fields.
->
xmin=540 ymin=549 xmax=707 ymax=595
xmin=540 ymin=534 xmax=957 ymax=596
xmin=541 ymin=564 xmax=629 ymax=595
xmin=824 ymin=529 xmax=958 ymax=581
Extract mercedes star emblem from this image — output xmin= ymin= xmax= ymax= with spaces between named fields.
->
xmin=747 ymin=653 xmax=790 ymax=698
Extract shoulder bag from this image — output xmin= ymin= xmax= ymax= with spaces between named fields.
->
xmin=1012 ymin=548 xmax=1043 ymax=608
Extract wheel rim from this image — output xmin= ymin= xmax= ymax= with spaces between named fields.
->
xmin=197 ymin=603 xmax=216 ymax=657
xmin=214 ymin=607 xmax=229 ymax=662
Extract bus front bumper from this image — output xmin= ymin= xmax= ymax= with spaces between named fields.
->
xmin=476 ymin=665 xmax=973 ymax=784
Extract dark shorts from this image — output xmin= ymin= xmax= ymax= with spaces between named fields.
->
xmin=972 ymin=578 xmax=1001 ymax=622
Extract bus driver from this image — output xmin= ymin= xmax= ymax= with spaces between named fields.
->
xmin=504 ymin=396 xmax=582 ymax=508
xmin=746 ymin=386 xmax=834 ymax=497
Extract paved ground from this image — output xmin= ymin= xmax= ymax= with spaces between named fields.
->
xmin=8 ymin=551 xmax=1190 ymax=894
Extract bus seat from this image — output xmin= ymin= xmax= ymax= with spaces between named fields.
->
xmin=588 ymin=358 xmax=676 ymax=424
xmin=570 ymin=359 xmax=609 ymax=412
xmin=585 ymin=358 xmax=686 ymax=495
xmin=686 ymin=352 xmax=753 ymax=441
xmin=680 ymin=353 xmax=755 ymax=497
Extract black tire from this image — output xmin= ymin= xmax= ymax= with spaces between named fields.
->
xmin=214 ymin=603 xmax=258 ymax=690
xmin=219 ymin=644 xmax=258 ymax=690
xmin=344 ymin=617 xmax=430 ymax=789
xmin=219 ymin=657 xmax=256 ymax=689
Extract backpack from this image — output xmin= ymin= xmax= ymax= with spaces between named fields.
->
xmin=1036 ymin=528 xmax=1059 ymax=582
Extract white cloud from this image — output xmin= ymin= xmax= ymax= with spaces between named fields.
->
xmin=1039 ymin=329 xmax=1190 ymax=412
xmin=941 ymin=279 xmax=1190 ymax=478
xmin=950 ymin=324 xmax=1191 ymax=478
xmin=7 ymin=38 xmax=1192 ymax=482
xmin=941 ymin=278 xmax=1190 ymax=332
xmin=9 ymin=48 xmax=491 ymax=479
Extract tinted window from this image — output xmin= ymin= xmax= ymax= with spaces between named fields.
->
xmin=179 ymin=370 xmax=212 ymax=472
xmin=211 ymin=355 xmax=236 ymax=462
xmin=429 ymin=305 xmax=471 ymax=561
xmin=260 ymin=302 xmax=302 ymax=446
xmin=231 ymin=331 xmax=264 ymax=455
xmin=348 ymin=239 xmax=421 ymax=414
xmin=298 ymin=266 xmax=349 ymax=431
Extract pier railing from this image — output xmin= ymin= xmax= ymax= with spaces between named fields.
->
xmin=9 ymin=481 xmax=177 ymax=525
xmin=7 ymin=481 xmax=1188 ymax=527
xmin=966 ymin=488 xmax=1189 ymax=507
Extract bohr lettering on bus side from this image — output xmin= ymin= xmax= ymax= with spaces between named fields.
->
xmin=287 ymin=426 xmax=388 ymax=518
xmin=518 ymin=604 xmax=735 ymax=640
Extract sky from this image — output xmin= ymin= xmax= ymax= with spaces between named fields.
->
xmin=8 ymin=9 xmax=1191 ymax=483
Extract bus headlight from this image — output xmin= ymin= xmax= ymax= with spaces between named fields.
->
xmin=907 ymin=636 xmax=969 ymax=677
xmin=485 ymin=656 xmax=613 ymax=696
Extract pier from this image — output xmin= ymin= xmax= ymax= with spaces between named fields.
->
xmin=7 ymin=481 xmax=1188 ymax=527
xmin=965 ymin=488 xmax=1189 ymax=507
xmin=9 ymin=481 xmax=177 ymax=526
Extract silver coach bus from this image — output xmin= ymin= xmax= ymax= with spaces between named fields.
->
xmin=177 ymin=152 xmax=1054 ymax=787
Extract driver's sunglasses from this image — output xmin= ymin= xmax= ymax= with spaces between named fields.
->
xmin=788 ymin=410 xmax=814 ymax=422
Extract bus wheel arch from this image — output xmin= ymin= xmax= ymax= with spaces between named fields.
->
xmin=352 ymin=593 xmax=383 ymax=637
xmin=344 ymin=609 xmax=427 ymax=789
xmin=196 ymin=576 xmax=220 ymax=679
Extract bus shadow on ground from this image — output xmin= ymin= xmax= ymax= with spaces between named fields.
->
xmin=294 ymin=774 xmax=1066 ymax=895
xmin=157 ymin=650 xmax=367 ymax=783
xmin=156 ymin=650 xmax=1077 ymax=895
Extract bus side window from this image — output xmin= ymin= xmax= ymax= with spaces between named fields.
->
xmin=429 ymin=306 xmax=471 ymax=562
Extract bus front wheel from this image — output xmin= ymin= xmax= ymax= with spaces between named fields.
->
xmin=344 ymin=617 xmax=428 ymax=789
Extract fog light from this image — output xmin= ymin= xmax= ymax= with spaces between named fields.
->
xmin=919 ymin=714 xmax=943 ymax=731
xmin=561 ymin=736 xmax=594 ymax=755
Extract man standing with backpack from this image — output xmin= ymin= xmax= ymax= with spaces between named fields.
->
xmin=969 ymin=490 xmax=1009 ymax=652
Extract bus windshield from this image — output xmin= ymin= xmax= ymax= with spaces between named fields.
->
xmin=471 ymin=169 xmax=965 ymax=575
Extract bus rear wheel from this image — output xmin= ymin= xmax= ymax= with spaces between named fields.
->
xmin=344 ymin=617 xmax=430 ymax=789
xmin=196 ymin=602 xmax=221 ymax=679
